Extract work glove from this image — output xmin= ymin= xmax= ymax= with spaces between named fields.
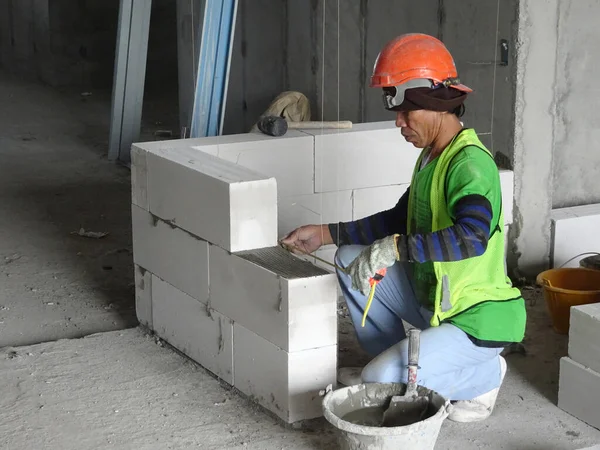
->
xmin=347 ymin=234 xmax=401 ymax=296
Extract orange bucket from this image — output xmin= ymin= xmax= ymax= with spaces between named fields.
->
xmin=536 ymin=268 xmax=600 ymax=334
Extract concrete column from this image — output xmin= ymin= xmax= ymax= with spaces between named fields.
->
xmin=509 ymin=0 xmax=559 ymax=278
xmin=552 ymin=1 xmax=600 ymax=208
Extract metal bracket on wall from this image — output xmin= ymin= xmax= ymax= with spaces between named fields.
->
xmin=465 ymin=39 xmax=509 ymax=67
xmin=108 ymin=0 xmax=152 ymax=164
xmin=500 ymin=39 xmax=508 ymax=66
xmin=190 ymin=0 xmax=239 ymax=138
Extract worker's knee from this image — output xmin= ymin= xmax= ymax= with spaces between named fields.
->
xmin=361 ymin=342 xmax=409 ymax=384
xmin=334 ymin=245 xmax=366 ymax=269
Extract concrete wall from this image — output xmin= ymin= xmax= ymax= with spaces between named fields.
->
xmin=552 ymin=1 xmax=600 ymax=209
xmin=0 ymin=0 xmax=119 ymax=87
xmin=0 ymin=0 xmax=176 ymax=90
xmin=17 ymin=0 xmax=600 ymax=278
xmin=1 ymin=0 xmax=517 ymax=161
xmin=224 ymin=0 xmax=288 ymax=134
xmin=220 ymin=0 xmax=518 ymax=167
xmin=510 ymin=0 xmax=600 ymax=277
xmin=46 ymin=0 xmax=120 ymax=88
xmin=509 ymin=0 xmax=558 ymax=277
xmin=0 ymin=0 xmax=52 ymax=82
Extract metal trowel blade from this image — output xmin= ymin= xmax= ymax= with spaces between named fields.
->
xmin=381 ymin=395 xmax=430 ymax=427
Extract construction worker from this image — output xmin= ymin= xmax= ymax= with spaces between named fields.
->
xmin=281 ymin=33 xmax=526 ymax=423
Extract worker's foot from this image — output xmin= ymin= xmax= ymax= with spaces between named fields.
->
xmin=337 ymin=367 xmax=363 ymax=387
xmin=448 ymin=356 xmax=507 ymax=423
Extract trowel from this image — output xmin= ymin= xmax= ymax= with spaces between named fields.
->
xmin=381 ymin=328 xmax=430 ymax=427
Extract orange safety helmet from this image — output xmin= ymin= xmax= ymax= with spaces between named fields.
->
xmin=371 ymin=33 xmax=472 ymax=110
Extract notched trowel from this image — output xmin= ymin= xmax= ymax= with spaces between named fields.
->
xmin=381 ymin=328 xmax=431 ymax=427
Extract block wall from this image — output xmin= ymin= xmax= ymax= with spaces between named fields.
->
xmin=550 ymin=204 xmax=600 ymax=268
xmin=187 ymin=121 xmax=515 ymax=272
xmin=559 ymin=303 xmax=600 ymax=430
xmin=131 ymin=138 xmax=339 ymax=423
xmin=131 ymin=121 xmax=517 ymax=422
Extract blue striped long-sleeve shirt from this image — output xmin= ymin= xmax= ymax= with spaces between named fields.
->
xmin=328 ymin=188 xmax=496 ymax=263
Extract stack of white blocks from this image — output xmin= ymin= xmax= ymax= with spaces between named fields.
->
xmin=130 ymin=121 xmax=517 ymax=423
xmin=559 ymin=303 xmax=600 ymax=430
xmin=551 ymin=204 xmax=600 ymax=268
xmin=186 ymin=122 xmax=515 ymax=272
xmin=131 ymin=142 xmax=338 ymax=423
xmin=548 ymin=203 xmax=600 ymax=430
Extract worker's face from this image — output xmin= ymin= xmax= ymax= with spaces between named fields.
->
xmin=395 ymin=109 xmax=442 ymax=149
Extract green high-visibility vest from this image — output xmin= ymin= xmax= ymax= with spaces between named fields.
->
xmin=407 ymin=129 xmax=523 ymax=331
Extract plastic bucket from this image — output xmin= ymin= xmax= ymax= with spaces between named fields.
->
xmin=322 ymin=383 xmax=450 ymax=450
xmin=536 ymin=268 xmax=600 ymax=334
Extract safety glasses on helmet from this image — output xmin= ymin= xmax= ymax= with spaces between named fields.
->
xmin=381 ymin=78 xmax=433 ymax=110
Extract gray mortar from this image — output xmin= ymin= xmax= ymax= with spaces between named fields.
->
xmin=235 ymin=246 xmax=331 ymax=279
xmin=322 ymin=383 xmax=450 ymax=450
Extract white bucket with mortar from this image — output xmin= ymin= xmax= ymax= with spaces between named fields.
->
xmin=322 ymin=382 xmax=451 ymax=450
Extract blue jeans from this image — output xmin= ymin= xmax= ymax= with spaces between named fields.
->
xmin=335 ymin=245 xmax=504 ymax=401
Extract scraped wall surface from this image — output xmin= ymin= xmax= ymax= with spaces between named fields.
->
xmin=552 ymin=0 xmax=600 ymax=208
xmin=509 ymin=0 xmax=558 ymax=277
xmin=510 ymin=0 xmax=600 ymax=277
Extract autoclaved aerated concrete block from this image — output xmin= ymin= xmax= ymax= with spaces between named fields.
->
xmin=499 ymin=170 xmax=514 ymax=225
xmin=144 ymin=144 xmax=277 ymax=252
xmin=551 ymin=204 xmax=600 ymax=268
xmin=190 ymin=130 xmax=315 ymax=197
xmin=350 ymin=171 xmax=513 ymax=224
xmin=134 ymin=264 xmax=152 ymax=328
xmin=312 ymin=244 xmax=338 ymax=273
xmin=352 ymin=184 xmax=409 ymax=220
xmin=278 ymin=191 xmax=353 ymax=238
xmin=209 ymin=245 xmax=338 ymax=353
xmin=569 ymin=303 xmax=600 ymax=375
xmin=131 ymin=144 xmax=148 ymax=210
xmin=132 ymin=204 xmax=209 ymax=303
xmin=305 ymin=121 xmax=421 ymax=193
xmin=558 ymin=357 xmax=600 ymax=431
xmin=233 ymin=323 xmax=336 ymax=423
xmin=152 ymin=275 xmax=234 ymax=384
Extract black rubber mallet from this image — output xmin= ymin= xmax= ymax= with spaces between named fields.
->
xmin=257 ymin=115 xmax=352 ymax=137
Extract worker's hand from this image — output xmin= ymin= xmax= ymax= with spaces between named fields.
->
xmin=280 ymin=224 xmax=333 ymax=254
xmin=347 ymin=235 xmax=401 ymax=295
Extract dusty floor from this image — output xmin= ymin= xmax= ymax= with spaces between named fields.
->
xmin=1 ymin=300 xmax=599 ymax=450
xmin=0 ymin=70 xmax=178 ymax=347
xmin=0 ymin=71 xmax=599 ymax=449
xmin=0 ymin=71 xmax=137 ymax=347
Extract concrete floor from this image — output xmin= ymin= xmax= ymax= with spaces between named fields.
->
xmin=1 ymin=302 xmax=599 ymax=450
xmin=0 ymin=70 xmax=177 ymax=348
xmin=0 ymin=71 xmax=137 ymax=347
xmin=0 ymin=72 xmax=599 ymax=449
